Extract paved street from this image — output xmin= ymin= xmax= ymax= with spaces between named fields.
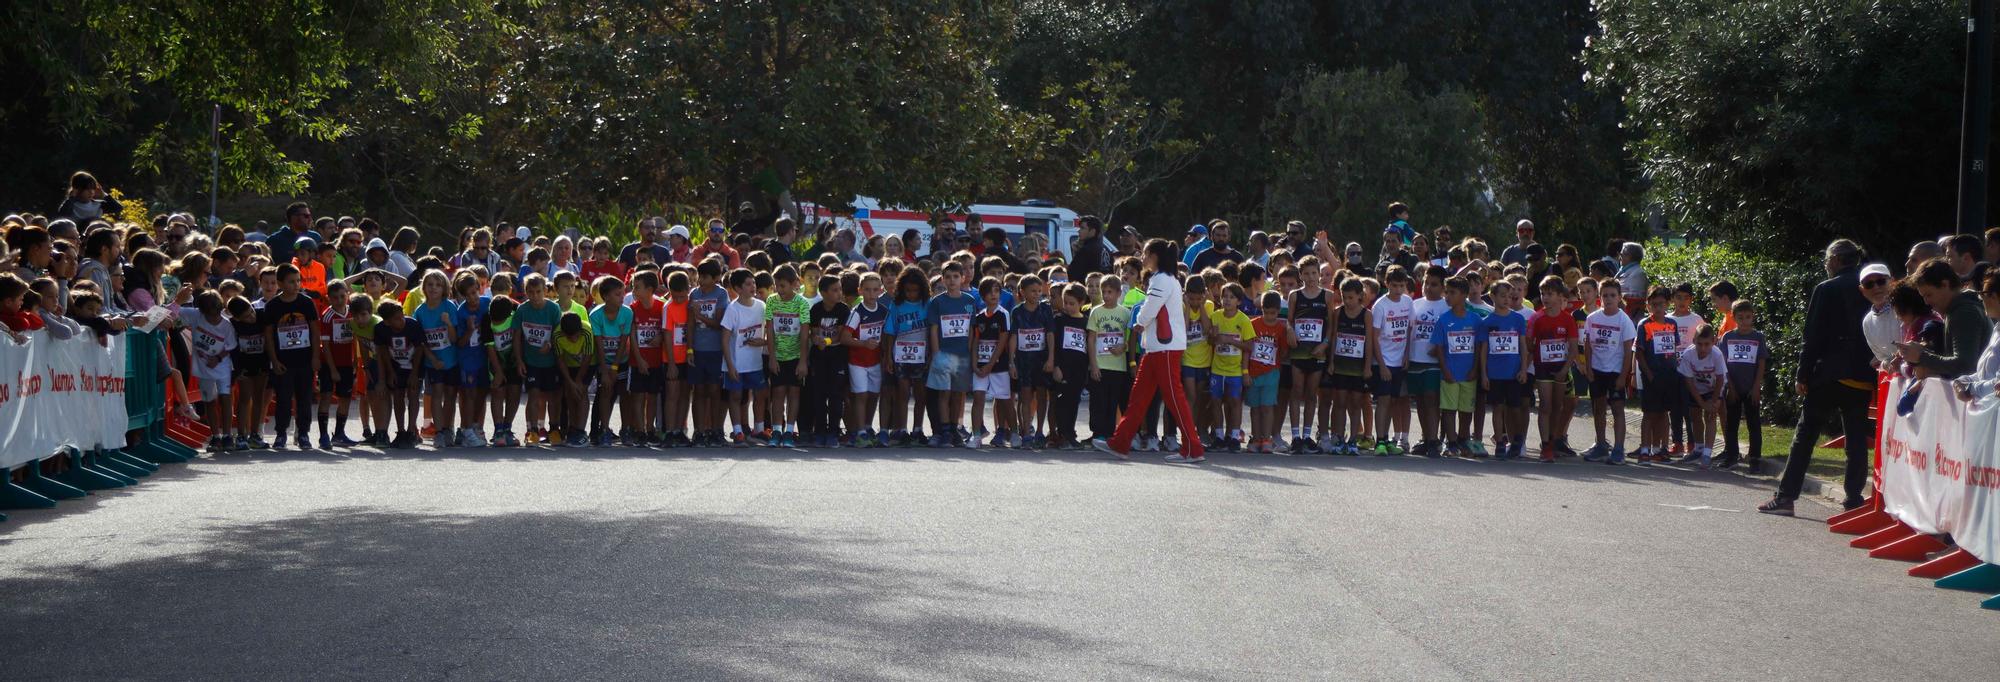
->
xmin=2 ymin=425 xmax=1994 ymax=680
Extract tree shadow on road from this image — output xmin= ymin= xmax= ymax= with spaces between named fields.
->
xmin=0 ymin=508 xmax=1104 ymax=680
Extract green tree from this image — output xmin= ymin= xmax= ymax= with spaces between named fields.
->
xmin=1264 ymin=66 xmax=1494 ymax=246
xmin=1042 ymin=61 xmax=1204 ymax=222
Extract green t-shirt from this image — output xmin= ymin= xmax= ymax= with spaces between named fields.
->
xmin=765 ymin=293 xmax=812 ymax=361
xmin=1087 ymin=305 xmax=1130 ymax=373
xmin=514 ymin=300 xmax=562 ymax=368
xmin=555 ymin=332 xmax=595 ymax=369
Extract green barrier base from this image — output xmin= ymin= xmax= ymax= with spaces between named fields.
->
xmin=1936 ymin=563 xmax=2000 ymax=593
xmin=103 ymin=449 xmax=158 ymax=475
xmin=0 ymin=479 xmax=56 ymax=509
xmin=19 ymin=465 xmax=87 ymax=500
xmin=154 ymin=436 xmax=198 ymax=461
xmin=56 ymin=451 xmax=128 ymax=490
xmin=127 ymin=438 xmax=189 ymax=464
xmin=1983 ymin=593 xmax=2000 ymax=610
xmin=83 ymin=451 xmax=140 ymax=486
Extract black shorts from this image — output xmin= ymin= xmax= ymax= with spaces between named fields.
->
xmin=771 ymin=359 xmax=801 ymax=387
xmin=381 ymin=365 xmax=412 ymax=392
xmin=1372 ymin=366 xmax=1408 ymax=397
xmin=1327 ymin=372 xmax=1368 ymax=392
xmin=1591 ymin=370 xmax=1626 ymax=402
xmin=318 ymin=365 xmax=355 ymax=399
xmin=1569 ymin=366 xmax=1590 ymax=397
xmin=1014 ymin=355 xmax=1049 ymax=389
xmin=237 ymin=356 xmax=268 ymax=378
xmin=1640 ymin=380 xmax=1677 ymax=413
xmin=527 ymin=365 xmax=563 ymax=392
xmin=493 ymin=360 xmax=522 ymax=388
xmin=1486 ymin=378 xmax=1525 ymax=407
xmin=629 ymin=365 xmax=665 ymax=393
xmin=1291 ymin=357 xmax=1325 ymax=375
xmin=596 ymin=364 xmax=627 ymax=391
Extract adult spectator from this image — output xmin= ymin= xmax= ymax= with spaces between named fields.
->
xmin=78 ymin=227 xmax=119 ymax=294
xmin=691 ymin=221 xmax=742 ymax=268
xmin=7 ymin=225 xmax=52 ymax=282
xmin=661 ymin=225 xmax=692 ymax=263
xmin=54 ymin=171 xmax=123 ymax=225
xmin=1116 ymin=226 xmax=1144 ymax=259
xmin=1500 ymin=219 xmax=1539 ymax=265
xmin=617 ymin=217 xmax=673 ymax=268
xmin=1283 ymin=220 xmax=1317 ymax=262
xmin=452 ymin=227 xmax=504 ymax=273
xmin=1068 ymin=215 xmax=1113 ymax=282
xmin=1759 ymin=239 xmax=1876 ymax=516
xmin=1946 ymin=233 xmax=1988 ymax=286
xmin=900 ymin=228 xmax=926 ymax=260
xmin=1190 ymin=221 xmax=1245 ymax=272
xmin=1246 ymin=230 xmax=1272 ymax=268
xmin=1521 ymin=244 xmax=1551 ymax=303
xmin=981 ymin=227 xmax=1028 ymax=274
xmin=1905 ymin=240 xmax=1941 ymax=277
xmin=763 ymin=217 xmax=799 ymax=266
xmin=333 ymin=228 xmax=366 ymax=278
xmin=267 ymin=202 xmax=321 ymax=265
xmin=1180 ymin=224 xmax=1212 ymax=269
xmin=1340 ymin=241 xmax=1373 ymax=278
xmin=1858 ymin=263 xmax=1900 ymax=368
xmin=1903 ymin=257 xmax=1989 ymax=380
xmin=1385 ymin=201 xmax=1415 ymax=244
xmin=961 ymin=214 xmax=988 ymax=257
xmin=1984 ymin=227 xmax=2000 ymax=266
xmin=387 ymin=226 xmax=420 ymax=279
xmin=729 ymin=199 xmax=781 ymax=237
xmin=1374 ymin=226 xmax=1417 ymax=276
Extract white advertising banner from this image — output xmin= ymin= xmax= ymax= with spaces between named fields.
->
xmin=1876 ymin=377 xmax=2000 ymax=564
xmin=0 ymin=329 xmax=129 ymax=469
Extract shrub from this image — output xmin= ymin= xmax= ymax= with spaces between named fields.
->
xmin=1640 ymin=239 xmax=1824 ymax=425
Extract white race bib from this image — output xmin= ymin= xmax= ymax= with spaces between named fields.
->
xmin=1216 ymin=334 xmax=1242 ymax=357
xmin=976 ymin=340 xmax=998 ymax=364
xmin=1446 ymin=330 xmax=1475 ymax=356
xmin=1334 ymin=333 xmax=1365 ymax=358
xmin=1017 ymin=327 xmax=1045 ymax=352
xmin=1384 ymin=316 xmax=1410 ymax=342
xmin=1726 ymin=340 xmax=1758 ymax=364
xmin=1186 ymin=319 xmax=1206 ymax=344
xmin=636 ymin=326 xmax=661 ymax=348
xmin=278 ymin=323 xmax=311 ymax=350
xmin=329 ymin=319 xmax=352 ymax=343
xmin=389 ymin=336 xmax=413 ymax=367
xmin=941 ymin=313 xmax=971 ymax=338
xmin=672 ymin=325 xmax=686 ymax=348
xmin=1252 ymin=338 xmax=1278 ymax=365
xmin=1489 ymin=331 xmax=1520 ymax=355
xmin=697 ymin=299 xmax=718 ymax=318
xmin=524 ymin=323 xmax=552 ymax=350
xmin=774 ymin=313 xmax=801 ymax=336
xmin=1062 ymin=327 xmax=1086 ymax=353
xmin=493 ymin=327 xmax=513 ymax=353
xmin=1095 ymin=331 xmax=1122 ymax=356
xmin=1650 ymin=330 xmax=1677 ymax=355
xmin=599 ymin=335 xmax=622 ymax=359
xmin=1538 ymin=339 xmax=1568 ymax=364
xmin=194 ymin=329 xmax=225 ymax=356
xmin=859 ymin=321 xmax=883 ymax=341
xmin=423 ymin=325 xmax=450 ymax=351
xmin=894 ymin=339 xmax=928 ymax=364
xmin=240 ymin=334 xmax=266 ymax=354
xmin=1295 ymin=318 xmax=1325 ymax=343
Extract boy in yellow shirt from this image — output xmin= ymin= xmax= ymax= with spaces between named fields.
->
xmin=1208 ymin=283 xmax=1256 ymax=452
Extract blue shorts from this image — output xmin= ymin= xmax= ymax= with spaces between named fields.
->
xmin=1247 ymin=372 xmax=1281 ymax=407
xmin=457 ymin=360 xmax=489 ymax=390
xmin=1208 ymin=374 xmax=1243 ymax=400
xmin=926 ymin=353 xmax=973 ymax=392
xmin=425 ymin=366 xmax=459 ymax=389
xmin=1180 ymin=366 xmax=1211 ymax=383
xmin=724 ymin=370 xmax=766 ymax=392
xmin=689 ymin=350 xmax=724 ymax=385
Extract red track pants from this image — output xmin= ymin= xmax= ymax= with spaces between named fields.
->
xmin=1108 ymin=350 xmax=1203 ymax=457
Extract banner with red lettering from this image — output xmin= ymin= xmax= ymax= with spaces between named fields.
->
xmin=0 ymin=329 xmax=129 ymax=469
xmin=1876 ymin=376 xmax=2000 ymax=564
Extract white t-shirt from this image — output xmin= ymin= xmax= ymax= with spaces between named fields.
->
xmin=1669 ymin=312 xmax=1704 ymax=353
xmin=179 ymin=306 xmax=237 ymax=382
xmin=721 ymin=297 xmax=768 ymax=373
xmin=1407 ymin=296 xmax=1448 ymax=365
xmin=1370 ymin=293 xmax=1415 ymax=368
xmin=1678 ymin=346 xmax=1727 ymax=395
xmin=1584 ymin=309 xmax=1638 ymax=373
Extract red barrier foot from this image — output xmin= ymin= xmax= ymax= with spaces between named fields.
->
xmin=1827 ymin=501 xmax=1879 ymax=526
xmin=1849 ymin=522 xmax=1915 ymax=550
xmin=1830 ymin=510 xmax=1897 ymax=536
xmin=1868 ymin=533 xmax=1949 ymax=562
xmin=1910 ymin=548 xmax=1985 ymax=578
xmin=1820 ymin=435 xmax=1846 ymax=449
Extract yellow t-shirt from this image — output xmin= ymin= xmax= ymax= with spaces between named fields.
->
xmin=1208 ymin=308 xmax=1256 ymax=377
xmin=1181 ymin=300 xmax=1217 ymax=368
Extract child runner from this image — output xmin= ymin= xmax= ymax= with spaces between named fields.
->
xmin=1177 ymin=275 xmax=1215 ymax=453
xmin=1677 ymin=323 xmax=1726 ymax=468
xmin=1086 ymin=276 xmax=1130 ymax=443
xmin=765 ymin=265 xmax=810 ymax=447
xmin=1407 ymin=265 xmax=1449 ymax=456
xmin=886 ymin=269 xmax=932 ymax=446
xmin=1637 ymin=286 xmax=1680 ymax=463
xmin=411 ymin=271 xmax=461 ymax=450
xmin=452 ymin=272 xmax=490 ymax=447
xmin=687 ymin=260 xmax=731 ymax=446
xmin=926 ymin=261 xmax=979 ymax=448
xmin=315 ymin=279 xmax=358 ymax=448
xmin=721 ymin=268 xmax=770 ymax=446
xmin=628 ymin=271 xmax=665 ymax=446
xmin=970 ymin=277 xmax=1014 ymax=447
xmin=663 ymin=270 xmax=694 ymax=447
xmin=1048 ymin=284 xmax=1091 ymax=448
xmin=1209 ymin=283 xmax=1256 ymax=451
xmin=377 ymin=300 xmax=424 ymax=449
xmin=1247 ymin=291 xmax=1291 ymax=453
xmin=514 ymin=273 xmax=562 ymax=445
xmin=1476 ymin=281 xmax=1529 ymax=459
xmin=804 ymin=274 xmax=850 ymax=447
xmin=1287 ymin=258 xmax=1331 ymax=453
xmin=183 ymin=290 xmax=237 ymax=453
xmin=1718 ymin=300 xmax=1767 ymax=469
xmin=1434 ymin=277 xmax=1479 ymax=457
xmin=1011 ymin=275 xmax=1053 ymax=449
xmin=842 ymin=272 xmax=890 ymax=447
xmin=1328 ymin=278 xmax=1371 ymax=455
xmin=262 ymin=263 xmax=320 ymax=450
xmin=554 ymin=311 xmax=595 ymax=446
xmin=589 ymin=276 xmax=632 ymax=446
xmin=485 ymin=295 xmax=522 ymax=446
xmin=1370 ymin=266 xmax=1415 ymax=454
xmin=1584 ymin=278 xmax=1637 ymax=464
xmin=1530 ymin=277 xmax=1580 ymax=462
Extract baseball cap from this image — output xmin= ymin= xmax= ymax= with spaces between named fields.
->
xmin=1188 ymin=224 xmax=1207 ymax=237
xmin=295 ymin=236 xmax=318 ymax=250
xmin=1860 ymin=263 xmax=1892 ymax=282
xmin=666 ymin=225 xmax=690 ymax=242
xmin=515 ymin=226 xmax=532 ymax=242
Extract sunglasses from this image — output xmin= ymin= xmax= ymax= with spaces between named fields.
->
xmin=1862 ymin=278 xmax=1889 ymax=289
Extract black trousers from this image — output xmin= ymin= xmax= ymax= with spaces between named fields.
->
xmin=1049 ymin=365 xmax=1085 ymax=441
xmin=1089 ymin=370 xmax=1129 ymax=439
xmin=1723 ymin=390 xmax=1763 ymax=457
xmin=804 ymin=362 xmax=847 ymax=434
xmin=272 ymin=362 xmax=315 ymax=439
xmin=1779 ymin=383 xmax=1872 ymax=503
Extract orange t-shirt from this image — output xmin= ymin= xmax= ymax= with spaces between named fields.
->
xmin=1248 ymin=317 xmax=1291 ymax=377
xmin=665 ymin=298 xmax=691 ymax=364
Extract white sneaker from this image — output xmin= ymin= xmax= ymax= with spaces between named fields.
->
xmin=461 ymin=429 xmax=488 ymax=448
xmin=1164 ymin=453 xmax=1193 ymax=463
xmin=1162 ymin=436 xmax=1181 ymax=454
xmin=1138 ymin=436 xmax=1158 ymax=452
xmin=1092 ymin=438 xmax=1129 ymax=460
xmin=1011 ymin=434 xmax=1024 ymax=449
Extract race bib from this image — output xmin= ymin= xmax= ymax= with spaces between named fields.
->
xmin=1187 ymin=320 xmax=1206 ymax=344
xmin=1095 ymin=331 xmax=1122 ymax=356
xmin=1650 ymin=330 xmax=1677 ymax=355
xmin=1017 ymin=327 xmax=1045 ymax=352
xmin=1446 ymin=330 xmax=1475 ymax=356
xmin=194 ymin=329 xmax=224 ymax=356
xmin=1592 ymin=326 xmax=1618 ymax=349
xmin=278 ymin=323 xmax=311 ymax=350
xmin=493 ymin=328 xmax=514 ymax=353
xmin=1295 ymin=318 xmax=1325 ymax=343
xmin=424 ymin=325 xmax=450 ymax=351
xmin=389 ymin=336 xmax=414 ymax=366
xmin=1062 ymin=327 xmax=1087 ymax=353
xmin=1252 ymin=338 xmax=1278 ymax=365
xmin=672 ymin=325 xmax=686 ymax=347
xmin=1414 ymin=320 xmax=1435 ymax=345
xmin=941 ymin=313 xmax=971 ymax=338
xmin=1538 ymin=339 xmax=1568 ymax=363
xmin=240 ymin=334 xmax=266 ymax=354
xmin=1489 ymin=331 xmax=1520 ymax=355
xmin=774 ymin=313 xmax=801 ymax=336
xmin=1384 ymin=316 xmax=1410 ymax=341
xmin=894 ymin=339 xmax=928 ymax=364
xmin=1334 ymin=333 xmax=1366 ymax=358
xmin=859 ymin=321 xmax=883 ymax=342
xmin=697 ymin=299 xmax=718 ymax=318
xmin=1216 ymin=335 xmax=1242 ymax=357
xmin=463 ymin=325 xmax=480 ymax=347
xmin=600 ymin=335 xmax=622 ymax=358
xmin=976 ymin=340 xmax=998 ymax=364
xmin=636 ymin=326 xmax=661 ymax=348
xmin=524 ymin=323 xmax=552 ymax=350
xmin=329 ymin=320 xmax=352 ymax=343
xmin=1726 ymin=340 xmax=1758 ymax=364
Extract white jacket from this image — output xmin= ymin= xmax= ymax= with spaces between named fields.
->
xmin=1862 ymin=304 xmax=1902 ymax=366
xmin=1134 ymin=272 xmax=1187 ymax=353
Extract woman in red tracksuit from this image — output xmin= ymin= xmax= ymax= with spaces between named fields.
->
xmin=1097 ymin=239 xmax=1205 ymax=463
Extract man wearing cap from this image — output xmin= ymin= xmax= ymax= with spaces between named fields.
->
xmin=1180 ymin=223 xmax=1212 ymax=269
xmin=729 ymin=198 xmax=781 ymax=237
xmin=1190 ymin=220 xmax=1244 ymax=272
xmin=1859 ymin=263 xmax=1901 ymax=368
xmin=1500 ymin=219 xmax=1539 ymax=266
xmin=691 ymin=220 xmax=742 ymax=267
xmin=1760 ymin=239 xmax=1876 ymax=516
xmin=618 ymin=217 xmax=673 ymax=268
xmin=661 ymin=225 xmax=692 ymax=263
xmin=268 ymin=202 xmax=322 ymax=264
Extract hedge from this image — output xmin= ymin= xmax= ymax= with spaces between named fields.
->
xmin=1640 ymin=239 xmax=1825 ymax=426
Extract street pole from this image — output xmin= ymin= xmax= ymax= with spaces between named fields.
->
xmin=209 ymin=104 xmax=221 ymax=230
xmin=1958 ymin=0 xmax=1995 ymax=234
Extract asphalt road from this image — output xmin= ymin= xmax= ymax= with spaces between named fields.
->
xmin=1 ymin=438 xmax=1994 ymax=681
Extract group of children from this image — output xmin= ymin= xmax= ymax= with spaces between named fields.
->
xmin=152 ymin=227 xmax=1769 ymax=468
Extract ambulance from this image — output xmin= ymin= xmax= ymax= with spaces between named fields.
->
xmin=798 ymin=196 xmax=1083 ymax=259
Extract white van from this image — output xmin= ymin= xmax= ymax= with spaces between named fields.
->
xmin=798 ymin=196 xmax=1082 ymax=260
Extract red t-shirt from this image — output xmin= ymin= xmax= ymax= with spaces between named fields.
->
xmin=320 ymin=306 xmax=356 ymax=367
xmin=664 ymin=298 xmax=690 ymax=364
xmin=1528 ymin=310 xmax=1577 ymax=377
xmin=1 ymin=308 xmax=45 ymax=332
xmin=1248 ymin=317 xmax=1290 ymax=377
xmin=630 ymin=296 xmax=665 ymax=366
xmin=579 ymin=260 xmax=627 ymax=289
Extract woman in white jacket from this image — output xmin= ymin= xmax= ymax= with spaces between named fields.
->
xmin=1097 ymin=239 xmax=1206 ymax=463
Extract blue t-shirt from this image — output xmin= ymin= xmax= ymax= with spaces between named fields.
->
xmin=1010 ymin=300 xmax=1053 ymax=361
xmin=455 ymin=295 xmax=488 ymax=367
xmin=689 ymin=285 xmax=730 ymax=352
xmin=411 ymin=299 xmax=461 ymax=369
xmin=1477 ymin=310 xmax=1527 ymax=381
xmin=926 ymin=291 xmax=980 ymax=357
xmin=1387 ymin=219 xmax=1415 ymax=245
xmin=590 ymin=303 xmax=634 ymax=364
xmin=887 ymin=300 xmax=930 ymax=361
xmin=1433 ymin=308 xmax=1481 ymax=381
